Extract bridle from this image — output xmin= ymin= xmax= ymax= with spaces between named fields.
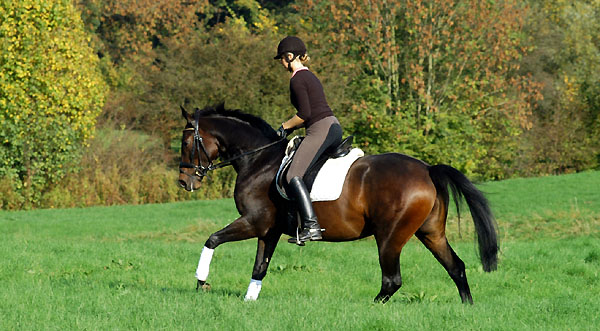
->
xmin=179 ymin=111 xmax=285 ymax=182
xmin=179 ymin=127 xmax=216 ymax=180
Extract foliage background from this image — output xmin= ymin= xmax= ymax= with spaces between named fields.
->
xmin=0 ymin=0 xmax=106 ymax=208
xmin=1 ymin=0 xmax=599 ymax=209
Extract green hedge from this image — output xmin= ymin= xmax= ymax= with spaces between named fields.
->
xmin=0 ymin=0 xmax=106 ymax=207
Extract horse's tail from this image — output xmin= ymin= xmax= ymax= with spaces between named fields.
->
xmin=428 ymin=164 xmax=498 ymax=272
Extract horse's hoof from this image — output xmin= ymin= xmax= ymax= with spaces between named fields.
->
xmin=374 ymin=294 xmax=390 ymax=304
xmin=196 ymin=280 xmax=211 ymax=292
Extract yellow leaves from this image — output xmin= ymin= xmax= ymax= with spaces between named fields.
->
xmin=253 ymin=10 xmax=277 ymax=33
xmin=1 ymin=0 xmax=106 ymax=185
xmin=561 ymin=75 xmax=580 ymax=104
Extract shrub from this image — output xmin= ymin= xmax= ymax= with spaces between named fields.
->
xmin=0 ymin=0 xmax=107 ymax=207
xmin=34 ymin=128 xmax=234 ymax=209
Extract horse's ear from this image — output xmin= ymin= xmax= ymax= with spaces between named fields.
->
xmin=181 ymin=105 xmax=191 ymax=122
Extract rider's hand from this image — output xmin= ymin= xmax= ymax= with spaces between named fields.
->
xmin=276 ymin=125 xmax=287 ymax=138
xmin=277 ymin=125 xmax=293 ymax=138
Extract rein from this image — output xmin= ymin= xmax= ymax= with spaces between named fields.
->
xmin=179 ymin=114 xmax=285 ymax=180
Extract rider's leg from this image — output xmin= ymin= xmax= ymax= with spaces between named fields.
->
xmin=285 ymin=118 xmax=342 ymax=186
xmin=285 ymin=118 xmax=341 ymax=244
xmin=287 ymin=176 xmax=322 ymax=243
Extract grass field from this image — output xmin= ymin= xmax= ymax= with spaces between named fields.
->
xmin=1 ymin=171 xmax=599 ymax=330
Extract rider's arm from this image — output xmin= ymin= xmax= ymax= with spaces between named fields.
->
xmin=282 ymin=115 xmax=305 ymax=130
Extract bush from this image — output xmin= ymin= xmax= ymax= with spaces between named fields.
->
xmin=0 ymin=0 xmax=106 ymax=207
xmin=0 ymin=175 xmax=24 ymax=210
xmin=36 ymin=128 xmax=235 ymax=209
xmin=1 ymin=127 xmax=234 ymax=210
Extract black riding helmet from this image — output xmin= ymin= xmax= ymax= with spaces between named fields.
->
xmin=274 ymin=36 xmax=306 ymax=60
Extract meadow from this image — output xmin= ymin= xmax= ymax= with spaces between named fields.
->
xmin=1 ymin=171 xmax=599 ymax=330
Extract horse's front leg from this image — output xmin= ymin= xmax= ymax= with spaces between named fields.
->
xmin=244 ymin=230 xmax=282 ymax=301
xmin=195 ymin=215 xmax=258 ymax=290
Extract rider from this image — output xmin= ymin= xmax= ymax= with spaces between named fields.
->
xmin=274 ymin=36 xmax=343 ymax=245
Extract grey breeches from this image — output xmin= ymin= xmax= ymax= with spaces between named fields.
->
xmin=286 ymin=116 xmax=342 ymax=184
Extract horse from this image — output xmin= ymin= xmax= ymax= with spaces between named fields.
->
xmin=178 ymin=104 xmax=498 ymax=304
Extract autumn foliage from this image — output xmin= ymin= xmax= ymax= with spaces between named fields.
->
xmin=1 ymin=0 xmax=598 ymax=209
xmin=296 ymin=0 xmax=544 ymax=178
xmin=0 ymin=0 xmax=106 ymax=207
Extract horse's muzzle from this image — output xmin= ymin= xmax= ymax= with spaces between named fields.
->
xmin=178 ymin=172 xmax=202 ymax=192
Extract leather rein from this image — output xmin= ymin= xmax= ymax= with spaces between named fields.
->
xmin=179 ymin=112 xmax=285 ymax=181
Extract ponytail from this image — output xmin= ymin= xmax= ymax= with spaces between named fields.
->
xmin=282 ymin=52 xmax=310 ymax=71
xmin=285 ymin=52 xmax=310 ymax=63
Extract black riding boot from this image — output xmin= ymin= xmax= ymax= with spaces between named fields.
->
xmin=287 ymin=176 xmax=323 ymax=245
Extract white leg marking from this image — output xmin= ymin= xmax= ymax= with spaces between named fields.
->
xmin=195 ymin=246 xmax=214 ymax=281
xmin=244 ymin=279 xmax=262 ymax=301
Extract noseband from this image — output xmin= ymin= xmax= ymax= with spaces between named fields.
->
xmin=179 ymin=111 xmax=285 ymax=182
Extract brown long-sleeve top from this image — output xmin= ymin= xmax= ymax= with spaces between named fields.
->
xmin=290 ymin=68 xmax=334 ymax=129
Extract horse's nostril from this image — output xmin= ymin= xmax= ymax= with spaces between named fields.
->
xmin=178 ymin=180 xmax=187 ymax=188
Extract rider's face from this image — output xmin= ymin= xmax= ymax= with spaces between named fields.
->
xmin=279 ymin=53 xmax=295 ymax=70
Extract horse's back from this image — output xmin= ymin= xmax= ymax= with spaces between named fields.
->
xmin=352 ymin=152 xmax=432 ymax=186
xmin=315 ymin=152 xmax=437 ymax=240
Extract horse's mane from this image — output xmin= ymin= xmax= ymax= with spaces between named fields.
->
xmin=196 ymin=104 xmax=279 ymax=140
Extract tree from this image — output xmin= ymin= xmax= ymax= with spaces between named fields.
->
xmin=296 ymin=0 xmax=541 ymax=179
xmin=78 ymin=0 xmax=210 ymax=65
xmin=123 ymin=16 xmax=288 ymax=147
xmin=519 ymin=0 xmax=600 ymax=175
xmin=0 ymin=0 xmax=106 ymax=206
xmin=77 ymin=0 xmax=284 ymax=140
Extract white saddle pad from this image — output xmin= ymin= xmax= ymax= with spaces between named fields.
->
xmin=310 ymin=148 xmax=364 ymax=202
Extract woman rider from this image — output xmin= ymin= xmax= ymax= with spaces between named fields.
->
xmin=274 ymin=36 xmax=343 ymax=245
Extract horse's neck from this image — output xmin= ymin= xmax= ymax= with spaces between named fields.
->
xmin=212 ymin=123 xmax=265 ymax=153
xmin=208 ymin=118 xmax=283 ymax=169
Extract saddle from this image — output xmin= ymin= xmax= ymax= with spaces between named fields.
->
xmin=276 ymin=136 xmax=354 ymax=200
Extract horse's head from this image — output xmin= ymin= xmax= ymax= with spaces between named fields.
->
xmin=178 ymin=103 xmax=285 ymax=192
xmin=178 ymin=105 xmax=220 ymax=192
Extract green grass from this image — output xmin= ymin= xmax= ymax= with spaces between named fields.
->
xmin=1 ymin=172 xmax=599 ymax=330
xmin=446 ymin=170 xmax=600 ymax=242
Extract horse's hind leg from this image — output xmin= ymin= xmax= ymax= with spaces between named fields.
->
xmin=372 ymin=190 xmax=437 ymax=303
xmin=417 ymin=233 xmax=472 ymax=304
xmin=374 ymin=240 xmax=403 ymax=303
xmin=416 ymin=201 xmax=473 ymax=304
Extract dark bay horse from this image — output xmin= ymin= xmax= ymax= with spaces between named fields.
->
xmin=178 ymin=104 xmax=498 ymax=303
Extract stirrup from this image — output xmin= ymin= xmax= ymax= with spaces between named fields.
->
xmin=289 ymin=227 xmax=306 ymax=246
xmin=287 ymin=227 xmax=324 ymax=246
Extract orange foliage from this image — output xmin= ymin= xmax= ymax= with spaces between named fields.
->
xmin=79 ymin=0 xmax=210 ymax=64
